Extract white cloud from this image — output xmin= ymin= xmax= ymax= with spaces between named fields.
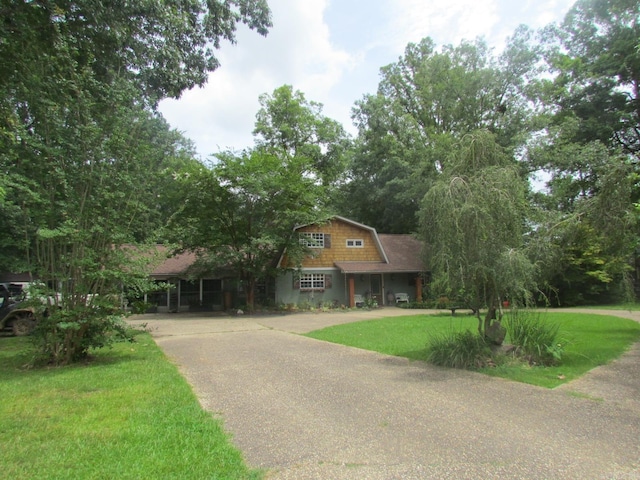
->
xmin=387 ymin=0 xmax=501 ymax=50
xmin=159 ymin=0 xmax=353 ymax=158
xmin=159 ymin=0 xmax=578 ymax=159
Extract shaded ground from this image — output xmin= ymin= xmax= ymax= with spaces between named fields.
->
xmin=129 ymin=308 xmax=640 ymax=479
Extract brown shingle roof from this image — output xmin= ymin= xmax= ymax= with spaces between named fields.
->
xmin=334 ymin=234 xmax=425 ymax=274
xmin=151 ymin=248 xmax=197 ymax=277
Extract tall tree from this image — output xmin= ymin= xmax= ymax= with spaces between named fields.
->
xmin=168 ymin=149 xmax=329 ymax=310
xmin=342 ymin=34 xmax=538 ymax=233
xmin=540 ymin=0 xmax=639 ymax=157
xmin=253 ymin=85 xmax=352 ymax=188
xmin=527 ymin=0 xmax=640 ymax=303
xmin=0 ymin=0 xmax=271 ymax=364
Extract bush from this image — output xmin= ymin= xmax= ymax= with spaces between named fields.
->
xmin=505 ymin=309 xmax=562 ymax=366
xmin=426 ymin=329 xmax=492 ymax=369
xmin=31 ymin=303 xmax=136 ymax=366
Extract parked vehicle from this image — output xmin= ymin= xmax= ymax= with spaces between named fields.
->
xmin=0 ymin=285 xmax=37 ymax=336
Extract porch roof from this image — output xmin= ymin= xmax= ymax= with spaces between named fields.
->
xmin=334 ymin=262 xmax=419 ymax=274
xmin=151 ymin=249 xmax=197 ymax=277
xmin=335 ymin=234 xmax=425 ymax=274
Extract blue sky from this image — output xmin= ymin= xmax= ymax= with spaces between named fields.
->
xmin=159 ymin=0 xmax=577 ymax=160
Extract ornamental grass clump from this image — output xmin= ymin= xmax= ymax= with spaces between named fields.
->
xmin=426 ymin=329 xmax=492 ymax=369
xmin=505 ymin=309 xmax=562 ymax=366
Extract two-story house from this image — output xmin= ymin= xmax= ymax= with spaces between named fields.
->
xmin=276 ymin=216 xmax=426 ymax=308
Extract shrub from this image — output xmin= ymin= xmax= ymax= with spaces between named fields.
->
xmin=505 ymin=309 xmax=562 ymax=366
xmin=31 ymin=302 xmax=136 ymax=366
xmin=435 ymin=296 xmax=450 ymax=309
xmin=426 ymin=329 xmax=492 ymax=368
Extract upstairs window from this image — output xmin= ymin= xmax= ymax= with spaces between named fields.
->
xmin=299 ymin=232 xmax=328 ymax=248
xmin=346 ymin=239 xmax=364 ymax=248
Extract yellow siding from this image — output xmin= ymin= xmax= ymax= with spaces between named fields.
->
xmin=283 ymin=219 xmax=384 ymax=268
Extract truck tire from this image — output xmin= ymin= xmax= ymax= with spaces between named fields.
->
xmin=12 ymin=315 xmax=36 ymax=336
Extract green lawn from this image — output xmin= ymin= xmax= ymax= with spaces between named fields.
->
xmin=305 ymin=312 xmax=640 ymax=388
xmin=0 ymin=334 xmax=260 ymax=480
xmin=560 ymin=303 xmax=640 ymax=311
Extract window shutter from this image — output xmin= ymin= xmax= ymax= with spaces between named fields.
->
xmin=324 ymin=234 xmax=331 ymax=248
xmin=325 ymin=274 xmax=332 ymax=289
xmin=293 ymin=274 xmax=300 ymax=289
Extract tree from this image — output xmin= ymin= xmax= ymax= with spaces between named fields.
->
xmin=253 ymin=85 xmax=352 ymax=188
xmin=0 ymin=0 xmax=272 ymax=364
xmin=420 ymin=130 xmax=534 ymax=336
xmin=539 ymin=0 xmax=640 ymax=157
xmin=527 ymin=136 xmax=637 ymax=305
xmin=342 ymin=34 xmax=538 ymax=233
xmin=168 ymin=149 xmax=329 ymax=310
xmin=0 ymin=1 xmax=271 ymax=104
xmin=526 ymin=0 xmax=640 ymax=303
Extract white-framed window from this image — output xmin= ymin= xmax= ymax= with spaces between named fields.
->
xmin=346 ymin=239 xmax=364 ymax=248
xmin=299 ymin=273 xmax=325 ymax=290
xmin=299 ymin=232 xmax=325 ymax=248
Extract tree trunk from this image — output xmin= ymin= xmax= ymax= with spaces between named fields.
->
xmin=483 ymin=306 xmax=497 ymax=335
xmin=246 ymin=277 xmax=255 ymax=312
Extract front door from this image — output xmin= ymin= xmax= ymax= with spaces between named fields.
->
xmin=370 ymin=274 xmax=382 ymax=306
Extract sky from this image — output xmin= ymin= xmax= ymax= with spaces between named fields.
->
xmin=158 ymin=0 xmax=577 ymax=160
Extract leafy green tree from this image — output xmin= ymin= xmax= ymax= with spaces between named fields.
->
xmin=420 ymin=130 xmax=534 ymax=336
xmin=253 ymin=85 xmax=352 ymax=188
xmin=0 ymin=0 xmax=271 ymax=364
xmin=540 ymin=0 xmax=640 ymax=157
xmin=342 ymin=34 xmax=538 ymax=233
xmin=0 ymin=0 xmax=271 ymax=104
xmin=526 ymin=0 xmax=640 ymax=303
xmin=527 ymin=136 xmax=637 ymax=305
xmin=168 ymin=149 xmax=329 ymax=310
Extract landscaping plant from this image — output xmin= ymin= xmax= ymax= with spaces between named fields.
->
xmin=426 ymin=329 xmax=492 ymax=369
xmin=504 ymin=309 xmax=562 ymax=365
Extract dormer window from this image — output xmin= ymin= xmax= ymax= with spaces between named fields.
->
xmin=299 ymin=232 xmax=325 ymax=248
xmin=346 ymin=239 xmax=364 ymax=248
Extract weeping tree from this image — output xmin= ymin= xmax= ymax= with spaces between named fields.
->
xmin=420 ymin=130 xmax=535 ymax=340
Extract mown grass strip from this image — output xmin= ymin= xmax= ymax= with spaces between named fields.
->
xmin=305 ymin=312 xmax=640 ymax=388
xmin=0 ymin=334 xmax=261 ymax=480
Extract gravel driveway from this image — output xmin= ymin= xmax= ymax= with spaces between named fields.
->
xmin=129 ymin=308 xmax=640 ymax=479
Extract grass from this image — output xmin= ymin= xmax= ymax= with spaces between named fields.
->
xmin=305 ymin=312 xmax=640 ymax=388
xmin=562 ymin=303 xmax=640 ymax=311
xmin=0 ymin=334 xmax=261 ymax=480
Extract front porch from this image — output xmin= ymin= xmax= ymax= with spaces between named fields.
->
xmin=344 ymin=271 xmax=423 ymax=308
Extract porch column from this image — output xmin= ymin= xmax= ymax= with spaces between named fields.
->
xmin=415 ymin=276 xmax=423 ymax=302
xmin=348 ymin=274 xmax=355 ymax=308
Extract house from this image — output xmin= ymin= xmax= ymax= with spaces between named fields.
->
xmin=276 ymin=217 xmax=426 ymax=307
xmin=135 ymin=246 xmax=243 ymax=312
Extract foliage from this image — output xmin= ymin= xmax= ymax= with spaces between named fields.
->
xmin=168 ymin=149 xmax=330 ymax=309
xmin=540 ymin=0 xmax=640 ymax=157
xmin=426 ymin=329 xmax=492 ymax=369
xmin=527 ymin=134 xmax=637 ymax=305
xmin=420 ymin=130 xmax=535 ymax=334
xmin=0 ymin=0 xmax=272 ymax=363
xmin=253 ymin=85 xmax=352 ymax=188
xmin=0 ymin=336 xmax=260 ymax=479
xmin=525 ymin=0 xmax=640 ymax=303
xmin=0 ymin=1 xmax=271 ymax=105
xmin=30 ymin=306 xmax=135 ymax=366
xmin=504 ymin=309 xmax=562 ymax=365
xmin=341 ymin=32 xmax=539 ymax=233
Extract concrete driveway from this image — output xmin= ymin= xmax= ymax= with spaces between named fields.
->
xmin=129 ymin=309 xmax=640 ymax=479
